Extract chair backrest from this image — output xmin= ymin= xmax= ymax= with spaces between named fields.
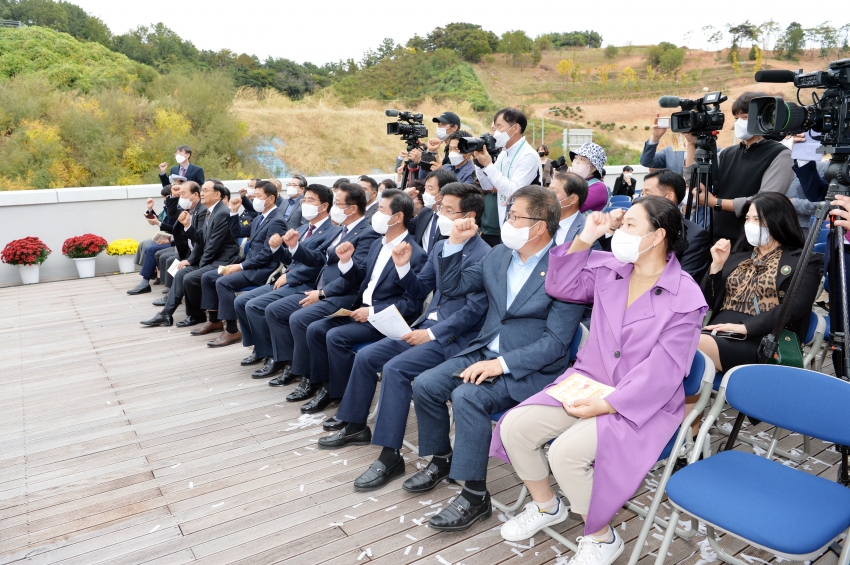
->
xmin=610 ymin=195 xmax=631 ymax=203
xmin=813 ymin=242 xmax=826 ymax=254
xmin=569 ymin=323 xmax=589 ymax=361
xmin=610 ymin=202 xmax=631 ymax=210
xmin=803 ymin=311 xmax=825 ymax=345
xmin=816 ymin=228 xmax=829 ymax=244
xmin=683 ymin=350 xmax=711 ymax=397
xmin=722 ymin=364 xmax=850 ymax=446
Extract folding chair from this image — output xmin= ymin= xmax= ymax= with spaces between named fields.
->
xmin=610 ymin=195 xmax=631 ymax=204
xmin=802 ymin=311 xmax=827 ymax=370
xmin=654 ymin=365 xmax=850 ymax=565
xmin=609 ymin=202 xmax=631 ymax=210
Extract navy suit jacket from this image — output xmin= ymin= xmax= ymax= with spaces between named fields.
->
xmin=271 ymin=220 xmax=336 ymax=287
xmin=174 ymin=202 xmax=207 ymax=261
xmin=228 ymin=207 xmax=288 ymax=285
xmin=410 ymin=207 xmax=446 ymax=253
xmin=160 ymin=163 xmax=204 ymax=186
xmin=399 ymin=236 xmax=491 ymax=357
xmin=439 ymin=242 xmax=585 ymax=402
xmin=338 ymin=232 xmax=428 ymax=321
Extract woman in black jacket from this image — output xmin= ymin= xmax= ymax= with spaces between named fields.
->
xmin=698 ymin=192 xmax=823 ymax=373
xmin=612 ymin=166 xmax=636 ymax=198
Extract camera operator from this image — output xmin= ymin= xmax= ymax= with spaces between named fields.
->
xmin=442 ymin=131 xmax=476 ymax=184
xmin=687 ymin=92 xmax=794 ymax=242
xmin=641 ymin=114 xmax=686 ymax=174
xmin=472 ymin=107 xmax=542 ymax=225
xmin=407 ymin=111 xmax=462 ymax=177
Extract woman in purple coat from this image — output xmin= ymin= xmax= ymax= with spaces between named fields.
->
xmin=490 ymin=196 xmax=707 ymax=565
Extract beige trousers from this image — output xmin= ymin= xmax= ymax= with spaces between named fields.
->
xmin=500 ymin=404 xmax=598 ymax=516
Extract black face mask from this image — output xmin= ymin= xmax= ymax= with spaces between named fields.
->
xmin=538 ymin=151 xmax=546 ymax=157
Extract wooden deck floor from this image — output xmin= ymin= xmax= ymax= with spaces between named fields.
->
xmin=0 ymin=274 xmax=843 ymax=565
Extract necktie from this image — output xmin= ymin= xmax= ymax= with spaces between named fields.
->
xmin=304 ymin=224 xmax=315 ymax=240
xmin=318 ymin=225 xmax=348 ymax=291
xmin=427 ymin=215 xmax=439 ymax=253
xmin=180 ymin=166 xmax=187 ymax=177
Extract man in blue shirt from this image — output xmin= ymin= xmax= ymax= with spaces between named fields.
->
xmin=442 ymin=131 xmax=477 ymax=184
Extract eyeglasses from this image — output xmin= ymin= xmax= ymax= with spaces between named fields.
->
xmin=506 ymin=212 xmax=544 ymax=225
xmin=436 ymin=205 xmax=463 ymax=216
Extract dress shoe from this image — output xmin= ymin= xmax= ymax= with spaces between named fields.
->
xmin=152 ymin=297 xmax=167 ymax=307
xmin=127 ymin=284 xmax=151 ymax=295
xmin=317 ymin=426 xmax=371 ymax=449
xmin=269 ymin=364 xmax=297 ymax=385
xmin=140 ymin=312 xmax=173 ymax=327
xmin=427 ymin=492 xmax=491 ymax=532
xmin=286 ymin=376 xmax=320 ymax=402
xmin=176 ymin=316 xmax=205 ymax=328
xmin=190 ymin=321 xmax=223 ymax=336
xmin=300 ymin=385 xmax=338 ymax=413
xmin=162 ymin=288 xmax=170 ymax=294
xmin=254 ymin=359 xmax=287 ymax=379
xmin=241 ymin=350 xmax=263 ymax=366
xmin=353 ymin=457 xmax=405 ymax=492
xmin=151 ymin=277 xmax=162 ymax=286
xmin=207 ymin=331 xmax=242 ymax=348
xmin=323 ymin=414 xmax=346 ymax=431
xmin=402 ymin=458 xmax=452 ymax=493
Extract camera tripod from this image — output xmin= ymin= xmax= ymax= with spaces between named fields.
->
xmin=684 ymin=133 xmax=720 ymax=240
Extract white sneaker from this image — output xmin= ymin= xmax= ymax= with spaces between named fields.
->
xmin=500 ymin=499 xmax=568 ymax=542
xmin=568 ymin=529 xmax=624 ymax=565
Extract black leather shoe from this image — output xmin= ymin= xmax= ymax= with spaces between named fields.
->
xmin=176 ymin=316 xmax=205 ymax=328
xmin=300 ymin=385 xmax=338 ymax=414
xmin=253 ymin=359 xmax=287 ymax=379
xmin=152 ymin=297 xmax=167 ymax=307
xmin=127 ymin=285 xmax=151 ymax=295
xmin=323 ymin=414 xmax=346 ymax=431
xmin=140 ymin=312 xmax=173 ymax=327
xmin=317 ymin=426 xmax=371 ymax=449
xmin=402 ymin=458 xmax=452 ymax=493
xmin=240 ymin=350 xmax=263 ymax=366
xmin=354 ymin=457 xmax=405 ymax=492
xmin=286 ymin=377 xmax=319 ymax=402
xmin=428 ymin=492 xmax=491 ymax=532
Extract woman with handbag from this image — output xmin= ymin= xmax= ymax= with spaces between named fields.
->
xmin=698 ymin=192 xmax=823 ymax=373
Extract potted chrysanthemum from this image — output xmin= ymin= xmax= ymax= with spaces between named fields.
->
xmin=1 ymin=237 xmax=51 ymax=284
xmin=107 ymin=239 xmax=140 ymax=273
xmin=62 ymin=234 xmax=108 ymax=278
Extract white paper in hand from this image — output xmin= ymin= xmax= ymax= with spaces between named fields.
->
xmin=367 ymin=304 xmax=412 ymax=340
xmin=167 ymin=260 xmax=180 ymax=277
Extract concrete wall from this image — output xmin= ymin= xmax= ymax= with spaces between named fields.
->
xmin=0 ymin=175 xmax=395 ymax=286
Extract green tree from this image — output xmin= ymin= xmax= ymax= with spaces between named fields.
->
xmin=604 ymin=44 xmax=618 ymax=59
xmin=646 ymin=41 xmax=677 ymax=67
xmin=498 ymin=29 xmax=533 ymax=67
xmin=659 ymin=47 xmax=685 ymax=75
xmin=112 ymin=23 xmax=199 ymax=71
xmin=776 ymin=22 xmax=805 ymax=59
xmin=9 ymin=0 xmax=68 ymax=31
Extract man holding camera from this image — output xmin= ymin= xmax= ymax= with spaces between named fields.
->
xmin=641 ymin=114 xmax=686 ymax=174
xmin=688 ymin=92 xmax=794 ymax=241
xmin=408 ymin=111 xmax=462 ymax=177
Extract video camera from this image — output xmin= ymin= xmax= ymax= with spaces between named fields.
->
xmin=457 ymin=133 xmax=499 ymax=164
xmin=658 ymin=91 xmax=727 ymax=134
xmin=748 ymin=59 xmax=850 ymax=154
xmin=386 ymin=109 xmax=436 ymax=165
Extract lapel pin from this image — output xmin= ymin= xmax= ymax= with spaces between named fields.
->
xmin=780 ymin=265 xmax=792 ymax=275
xmin=540 ymin=271 xmax=545 ymax=276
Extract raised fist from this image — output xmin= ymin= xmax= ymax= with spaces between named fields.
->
xmin=146 ymin=198 xmax=154 ymax=210
xmin=449 ymin=217 xmax=478 ymax=245
xmin=579 ymin=211 xmax=612 ymax=243
xmin=392 ymin=241 xmax=413 ymax=267
xmin=178 ymin=211 xmax=191 ymax=228
xmin=159 ymin=162 xmax=168 ymax=174
xmin=335 ymin=241 xmax=355 ymax=263
xmin=283 ymin=229 xmax=300 ymax=248
xmin=268 ymin=233 xmax=283 ymax=249
xmin=230 ymin=195 xmax=242 ymax=212
xmin=710 ymin=238 xmax=732 ymax=273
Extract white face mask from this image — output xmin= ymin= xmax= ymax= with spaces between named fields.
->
xmin=571 ymin=162 xmax=592 ymax=179
xmin=624 ymin=172 xmax=632 ymax=179
xmin=436 ymin=127 xmax=448 ymax=140
xmin=330 ymin=204 xmax=351 ymax=224
xmin=301 ymin=203 xmax=321 ymax=221
xmin=745 ymin=223 xmax=771 ymax=247
xmin=371 ymin=211 xmax=393 ymax=235
xmin=735 ymin=118 xmax=754 ymax=141
xmin=611 ymin=229 xmax=656 ymax=264
xmin=493 ymin=125 xmax=513 ymax=148
xmin=252 ymin=197 xmax=266 ymax=213
xmin=286 ymin=186 xmax=298 ymax=197
xmin=175 ymin=154 xmax=186 ymax=165
xmin=501 ymin=220 xmax=539 ymax=251
xmin=422 ymin=191 xmax=437 ymax=208
xmin=178 ymin=197 xmax=192 ymax=210
xmin=437 ymin=213 xmax=456 ymax=236
xmin=448 ymin=151 xmax=464 ymax=167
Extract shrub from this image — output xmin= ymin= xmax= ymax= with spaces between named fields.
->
xmin=1 ymin=237 xmax=51 ymax=265
xmin=62 ymin=234 xmax=108 ymax=258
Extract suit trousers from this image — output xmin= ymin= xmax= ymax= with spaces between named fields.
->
xmin=336 ymin=330 xmax=447 ymax=449
xmin=181 ymin=264 xmax=219 ymax=319
xmin=157 ymin=248 xmax=178 ymax=288
xmin=140 ymin=243 xmax=171 ymax=280
xmin=200 ymin=269 xmax=255 ymax=321
xmin=412 ymin=348 xmax=518 ymax=482
xmin=305 ymin=318 xmax=385 ymax=398
xmin=162 ymin=264 xmax=197 ymax=315
xmin=238 ymin=283 xmax=312 ymax=358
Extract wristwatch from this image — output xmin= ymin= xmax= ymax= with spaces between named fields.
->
xmin=714 ymin=198 xmax=723 ymax=211
xmin=318 ymin=289 xmax=325 ymax=300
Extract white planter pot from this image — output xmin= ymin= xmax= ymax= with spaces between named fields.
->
xmin=17 ymin=264 xmax=40 ymax=285
xmin=73 ymin=257 xmax=97 ymax=279
xmin=116 ymin=255 xmax=135 ymax=274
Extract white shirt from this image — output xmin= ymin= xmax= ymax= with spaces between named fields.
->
xmin=288 ymin=216 xmax=362 ymax=256
xmin=421 ymin=213 xmax=438 ymax=252
xmin=555 ymin=212 xmax=579 ymax=246
xmin=475 ymin=136 xmax=542 ymax=224
xmin=272 ymin=216 xmax=329 ymax=255
xmin=340 ymin=230 xmax=407 ymax=312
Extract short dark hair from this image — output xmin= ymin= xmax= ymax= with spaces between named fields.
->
xmin=644 ymin=169 xmax=687 ymax=204
xmin=292 ymin=174 xmax=307 ymax=189
xmin=338 ymin=183 xmax=367 ymax=215
xmin=553 ymin=171 xmax=588 ymax=208
xmin=537 ymin=144 xmax=549 ymax=155
xmin=183 ymin=181 xmax=201 ymax=195
xmin=176 ymin=145 xmax=192 ymax=157
xmin=161 ymin=186 xmax=172 ymax=197
xmin=409 ymin=179 xmax=425 ymax=205
xmin=732 ymin=91 xmax=770 ymax=116
xmin=209 ymin=179 xmax=228 ymax=201
xmin=256 ymin=181 xmax=278 ymax=199
xmin=426 ymin=168 xmax=458 ymax=188
xmin=381 ymin=188 xmax=414 ymax=230
xmin=379 ymin=179 xmax=398 ymax=190
xmin=333 ymin=177 xmax=350 ymax=188
xmin=511 ymin=185 xmax=559 ymax=237
xmin=446 ymin=130 xmax=472 ymax=153
xmin=622 ymin=165 xmax=633 ymax=173
xmin=737 ymin=192 xmax=805 ymax=252
xmin=440 ymin=182 xmax=485 ymax=228
xmin=632 ymin=195 xmax=688 ymax=256
xmin=305 ymin=183 xmax=334 ymax=209
xmin=494 ymin=107 xmax=528 ymax=134
xmin=359 ymin=176 xmax=378 ymax=192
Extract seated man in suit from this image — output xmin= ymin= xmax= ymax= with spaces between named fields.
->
xmin=298 ymin=189 xmax=428 ymax=414
xmin=233 ymin=184 xmax=335 ymax=374
xmin=409 ymin=169 xmax=457 ymax=255
xmin=141 ymin=180 xmax=238 ymax=327
xmin=280 ymin=175 xmax=308 ymax=230
xmin=404 ymin=186 xmax=585 ymax=531
xmin=359 ymin=176 xmax=381 ymax=221
xmin=194 ymin=181 xmax=288 ymax=346
xmin=158 ymin=145 xmax=204 ymax=186
xmin=318 ymin=183 xmax=491 ymax=492
xmin=549 ymin=170 xmax=590 ymax=246
xmin=251 ymin=183 xmax=379 ymax=381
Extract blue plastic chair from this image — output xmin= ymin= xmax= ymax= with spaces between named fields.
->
xmin=609 ymin=201 xmax=631 ymax=210
xmin=655 ymin=365 xmax=850 ymax=565
xmin=817 ymin=227 xmax=829 ymax=244
xmin=610 ymin=195 xmax=631 ymax=204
